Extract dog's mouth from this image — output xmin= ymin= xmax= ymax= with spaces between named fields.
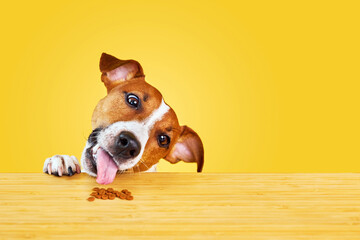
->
xmin=85 ymin=127 xmax=144 ymax=184
xmin=91 ymin=145 xmax=119 ymax=185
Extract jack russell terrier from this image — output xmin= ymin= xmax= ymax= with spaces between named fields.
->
xmin=43 ymin=53 xmax=204 ymax=184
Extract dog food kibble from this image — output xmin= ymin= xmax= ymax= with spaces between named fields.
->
xmin=87 ymin=187 xmax=134 ymax=201
xmin=101 ymin=195 xmax=109 ymax=200
xmin=126 ymin=195 xmax=134 ymax=200
xmin=99 ymin=189 xmax=105 ymax=195
xmin=87 ymin=197 xmax=95 ymax=202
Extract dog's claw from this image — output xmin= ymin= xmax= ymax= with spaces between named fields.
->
xmin=68 ymin=167 xmax=74 ymax=176
xmin=58 ymin=166 xmax=63 ymax=177
xmin=76 ymin=165 xmax=81 ymax=174
xmin=47 ymin=163 xmax=52 ymax=175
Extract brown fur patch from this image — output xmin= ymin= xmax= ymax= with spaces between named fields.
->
xmin=131 ymin=109 xmax=181 ymax=172
xmin=91 ymin=78 xmax=163 ymax=128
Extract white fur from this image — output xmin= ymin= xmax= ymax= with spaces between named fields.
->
xmin=143 ymin=99 xmax=170 ymax=129
xmin=80 ymin=142 xmax=97 ymax=177
xmin=43 ymin=155 xmax=80 ymax=175
xmin=97 ymin=121 xmax=150 ymax=170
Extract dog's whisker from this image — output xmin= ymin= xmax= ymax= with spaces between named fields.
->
xmin=137 ymin=165 xmax=141 ymax=175
xmin=82 ymin=131 xmax=88 ymax=140
xmin=140 ymin=159 xmax=149 ymax=168
xmin=140 ymin=159 xmax=150 ymax=170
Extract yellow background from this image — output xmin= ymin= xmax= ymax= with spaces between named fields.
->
xmin=0 ymin=1 xmax=359 ymax=173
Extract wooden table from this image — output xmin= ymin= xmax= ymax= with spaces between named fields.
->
xmin=0 ymin=173 xmax=360 ymax=239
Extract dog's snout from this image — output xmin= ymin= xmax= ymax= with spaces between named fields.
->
xmin=115 ymin=131 xmax=141 ymax=159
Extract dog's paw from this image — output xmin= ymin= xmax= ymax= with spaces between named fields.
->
xmin=43 ymin=155 xmax=81 ymax=177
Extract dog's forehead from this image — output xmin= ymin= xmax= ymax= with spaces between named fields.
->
xmin=91 ymin=79 xmax=168 ymax=128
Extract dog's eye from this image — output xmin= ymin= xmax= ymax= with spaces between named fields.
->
xmin=158 ymin=134 xmax=170 ymax=148
xmin=126 ymin=93 xmax=140 ymax=109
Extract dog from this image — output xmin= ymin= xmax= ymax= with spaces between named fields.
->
xmin=43 ymin=53 xmax=204 ymax=184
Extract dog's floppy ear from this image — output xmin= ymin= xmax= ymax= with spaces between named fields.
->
xmin=164 ymin=126 xmax=204 ymax=172
xmin=99 ymin=53 xmax=145 ymax=93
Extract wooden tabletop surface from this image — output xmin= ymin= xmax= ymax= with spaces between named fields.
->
xmin=0 ymin=173 xmax=360 ymax=239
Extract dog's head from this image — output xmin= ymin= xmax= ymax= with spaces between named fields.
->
xmin=81 ymin=53 xmax=204 ymax=184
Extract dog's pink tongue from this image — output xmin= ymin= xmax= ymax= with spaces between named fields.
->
xmin=96 ymin=148 xmax=118 ymax=185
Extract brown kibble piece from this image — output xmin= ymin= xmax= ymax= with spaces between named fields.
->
xmin=89 ymin=187 xmax=133 ymax=201
xmin=122 ymin=190 xmax=130 ymax=195
xmin=101 ymin=195 xmax=109 ymax=200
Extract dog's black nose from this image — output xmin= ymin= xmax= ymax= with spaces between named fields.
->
xmin=115 ymin=131 xmax=141 ymax=159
